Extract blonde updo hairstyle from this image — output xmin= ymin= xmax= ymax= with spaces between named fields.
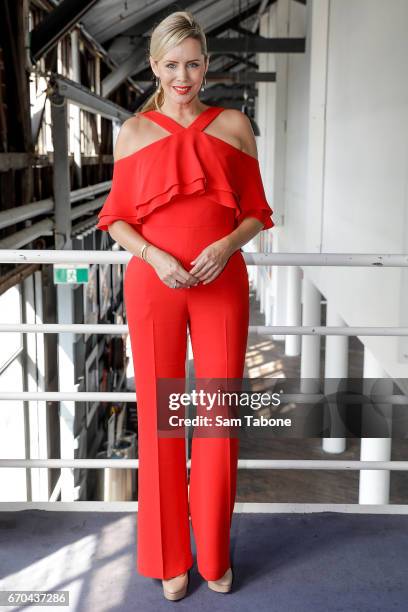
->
xmin=138 ymin=11 xmax=208 ymax=113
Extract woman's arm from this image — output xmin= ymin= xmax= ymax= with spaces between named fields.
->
xmin=107 ymin=120 xmax=199 ymax=287
xmin=107 ymin=118 xmax=151 ymax=258
xmin=223 ymin=111 xmax=268 ymax=253
xmin=222 ymin=216 xmax=265 ymax=256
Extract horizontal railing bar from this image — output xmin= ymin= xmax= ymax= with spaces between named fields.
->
xmin=70 ymin=181 xmax=112 ymax=203
xmin=0 ymin=199 xmax=53 ymax=230
xmin=0 ymin=392 xmax=406 ymax=403
xmin=49 ymin=74 xmax=132 ymax=123
xmin=71 ymin=196 xmax=106 ymax=220
xmin=2 ymin=502 xmax=408 ymax=513
xmin=0 ymin=183 xmax=111 ymax=232
xmin=0 ymin=392 xmax=136 ymax=401
xmin=0 ymin=459 xmax=407 ymax=470
xmin=0 ymin=220 xmax=54 ymax=250
xmin=1 ymin=250 xmax=408 ymax=266
xmin=1 ymin=323 xmax=408 ymax=336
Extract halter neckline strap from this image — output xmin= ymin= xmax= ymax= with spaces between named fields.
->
xmin=141 ymin=106 xmax=225 ymax=134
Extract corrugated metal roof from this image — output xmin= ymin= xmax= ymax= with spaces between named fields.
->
xmin=81 ymin=0 xmax=262 ymax=46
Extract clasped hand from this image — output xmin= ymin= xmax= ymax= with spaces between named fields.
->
xmin=189 ymin=237 xmax=233 ymax=284
xmin=150 ymin=237 xmax=234 ymax=288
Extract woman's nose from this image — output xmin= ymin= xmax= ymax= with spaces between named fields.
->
xmin=176 ymin=67 xmax=188 ymax=80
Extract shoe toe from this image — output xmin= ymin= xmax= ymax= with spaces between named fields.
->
xmin=162 ymin=571 xmax=189 ymax=600
xmin=207 ymin=567 xmax=233 ymax=592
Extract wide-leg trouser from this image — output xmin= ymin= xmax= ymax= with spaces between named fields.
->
xmin=124 ymin=197 xmax=249 ymax=581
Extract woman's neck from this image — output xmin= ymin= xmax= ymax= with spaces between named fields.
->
xmin=158 ymin=99 xmax=208 ymax=121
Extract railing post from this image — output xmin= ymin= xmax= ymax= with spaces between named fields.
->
xmin=359 ymin=350 xmax=392 ymax=504
xmin=322 ymin=305 xmax=348 ymax=454
xmin=50 ymin=92 xmax=71 ymax=251
xmin=51 ymin=91 xmax=76 ymax=502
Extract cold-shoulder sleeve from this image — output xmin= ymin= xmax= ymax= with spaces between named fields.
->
xmin=235 ymin=155 xmax=274 ymax=230
xmin=96 ymin=157 xmax=142 ymax=232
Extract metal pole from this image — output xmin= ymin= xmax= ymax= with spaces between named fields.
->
xmin=50 ymin=90 xmax=76 ymax=502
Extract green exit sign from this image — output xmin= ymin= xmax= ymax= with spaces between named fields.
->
xmin=53 ymin=264 xmax=89 ymax=284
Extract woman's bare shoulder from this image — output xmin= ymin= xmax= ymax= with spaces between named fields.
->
xmin=218 ymin=108 xmax=250 ymax=129
xmin=113 ymin=113 xmax=155 ymax=161
xmin=216 ymin=108 xmax=258 ymax=159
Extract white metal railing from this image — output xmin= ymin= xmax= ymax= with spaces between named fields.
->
xmin=0 ymin=459 xmax=407 ymax=470
xmin=1 ymin=323 xmax=408 ymax=336
xmin=1 ymin=249 xmax=407 ymax=510
xmin=0 ymin=391 xmax=406 ymax=403
xmin=1 ymin=249 xmax=408 ymax=265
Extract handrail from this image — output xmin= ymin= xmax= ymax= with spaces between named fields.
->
xmin=0 ymin=323 xmax=407 ymax=336
xmin=0 ymin=459 xmax=407 ymax=470
xmin=0 ymin=391 xmax=406 ymax=403
xmin=1 ymin=250 xmax=408 ymax=266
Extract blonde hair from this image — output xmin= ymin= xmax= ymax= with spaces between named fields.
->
xmin=138 ymin=11 xmax=208 ymax=113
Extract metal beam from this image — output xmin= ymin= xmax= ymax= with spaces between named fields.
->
xmin=30 ymin=0 xmax=99 ymax=62
xmin=231 ymin=25 xmax=259 ymax=37
xmin=0 ymin=181 xmax=111 ymax=232
xmin=0 ymin=219 xmax=54 ymax=249
xmin=206 ymin=71 xmax=276 ymax=83
xmin=48 ymin=74 xmax=132 ymax=122
xmin=208 ymin=1 xmax=276 ymax=38
xmin=0 ymin=263 xmax=41 ymax=298
xmin=0 ymin=199 xmax=53 ymax=230
xmin=201 ymin=85 xmax=257 ymax=101
xmin=202 ymin=99 xmax=245 ymax=110
xmin=102 ymin=47 xmax=146 ymax=98
xmin=222 ymin=54 xmax=259 ymax=69
xmin=75 ymin=23 xmax=142 ymax=93
xmin=206 ymin=36 xmax=306 ymax=53
xmin=50 ymin=93 xmax=71 ymax=250
xmin=251 ymin=0 xmax=273 ymax=33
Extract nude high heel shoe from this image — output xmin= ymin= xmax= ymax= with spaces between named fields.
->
xmin=162 ymin=569 xmax=189 ymax=601
xmin=207 ymin=566 xmax=233 ymax=593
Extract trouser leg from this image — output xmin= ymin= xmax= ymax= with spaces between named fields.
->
xmin=125 ymin=262 xmax=194 ymax=579
xmin=187 ymin=253 xmax=249 ymax=580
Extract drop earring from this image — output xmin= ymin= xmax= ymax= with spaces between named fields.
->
xmin=155 ymin=76 xmax=160 ymax=88
xmin=201 ymin=76 xmax=207 ymax=92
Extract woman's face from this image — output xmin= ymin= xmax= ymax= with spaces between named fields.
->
xmin=150 ymin=37 xmax=208 ymax=104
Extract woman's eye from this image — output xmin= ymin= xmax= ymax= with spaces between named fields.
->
xmin=166 ymin=63 xmax=200 ymax=69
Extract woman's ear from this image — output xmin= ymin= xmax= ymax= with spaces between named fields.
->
xmin=149 ymin=56 xmax=158 ymax=78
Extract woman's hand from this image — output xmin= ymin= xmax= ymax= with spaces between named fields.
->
xmin=189 ymin=237 xmax=235 ymax=285
xmin=145 ymin=245 xmax=200 ymax=289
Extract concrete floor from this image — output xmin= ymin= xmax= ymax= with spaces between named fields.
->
xmin=1 ymin=509 xmax=407 ymax=611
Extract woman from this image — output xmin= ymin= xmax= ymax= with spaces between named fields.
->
xmin=97 ymin=10 xmax=274 ymax=601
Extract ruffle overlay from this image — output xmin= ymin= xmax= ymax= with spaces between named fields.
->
xmin=96 ymin=128 xmax=274 ymax=232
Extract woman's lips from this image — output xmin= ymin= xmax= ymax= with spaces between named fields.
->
xmin=173 ymin=86 xmax=192 ymax=95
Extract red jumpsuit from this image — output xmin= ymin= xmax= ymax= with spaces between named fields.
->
xmin=96 ymin=106 xmax=274 ymax=581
